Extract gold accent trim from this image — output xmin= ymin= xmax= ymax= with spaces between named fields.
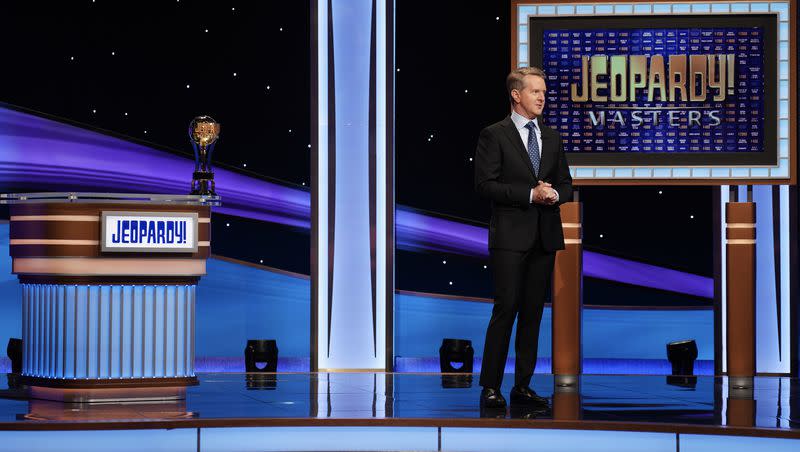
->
xmin=198 ymin=241 xmax=210 ymax=247
xmin=726 ymin=223 xmax=756 ymax=229
xmin=564 ymin=239 xmax=582 ymax=245
xmin=10 ymin=239 xmax=99 ymax=246
xmin=562 ymin=223 xmax=581 ymax=228
xmin=11 ymin=215 xmax=99 ymax=222
xmin=12 ymin=258 xmax=206 ymax=276
xmin=198 ymin=218 xmax=211 ymax=223
xmin=726 ymin=239 xmax=756 ymax=245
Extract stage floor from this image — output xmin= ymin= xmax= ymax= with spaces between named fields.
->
xmin=0 ymin=372 xmax=798 ymax=451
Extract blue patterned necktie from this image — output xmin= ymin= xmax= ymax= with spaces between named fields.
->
xmin=525 ymin=120 xmax=541 ymax=176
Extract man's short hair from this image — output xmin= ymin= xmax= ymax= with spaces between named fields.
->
xmin=506 ymin=67 xmax=546 ymax=104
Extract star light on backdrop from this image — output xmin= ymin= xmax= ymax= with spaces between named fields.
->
xmin=4 ymin=2 xmax=310 ymax=185
xmin=1 ymin=1 xmax=719 ymax=299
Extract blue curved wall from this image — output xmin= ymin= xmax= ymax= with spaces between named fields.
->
xmin=1 ymin=223 xmax=711 ymax=374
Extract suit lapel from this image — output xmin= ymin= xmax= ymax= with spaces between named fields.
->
xmin=538 ymin=127 xmax=557 ymax=179
xmin=500 ymin=117 xmax=536 ymax=178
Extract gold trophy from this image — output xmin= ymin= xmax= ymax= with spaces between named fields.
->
xmin=189 ymin=116 xmax=220 ymax=195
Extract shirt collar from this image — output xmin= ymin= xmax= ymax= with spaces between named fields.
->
xmin=510 ymin=110 xmax=539 ymax=131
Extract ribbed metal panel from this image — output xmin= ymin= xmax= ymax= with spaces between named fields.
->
xmin=21 ymin=284 xmax=195 ymax=379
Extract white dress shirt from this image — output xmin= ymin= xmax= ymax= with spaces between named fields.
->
xmin=509 ymin=111 xmax=558 ymax=204
xmin=510 ymin=110 xmax=542 ymax=158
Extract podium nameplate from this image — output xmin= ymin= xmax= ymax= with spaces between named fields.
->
xmin=101 ymin=211 xmax=199 ymax=253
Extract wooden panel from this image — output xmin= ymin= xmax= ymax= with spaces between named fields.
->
xmin=11 ymin=203 xmax=211 ymax=217
xmin=552 ymin=201 xmax=582 ymax=376
xmin=727 ymin=398 xmax=756 ymax=427
xmin=18 ymin=275 xmax=201 ymax=285
xmin=552 ymin=391 xmax=581 ymax=421
xmin=12 ymin=257 xmax=206 ymax=276
xmin=726 ymin=228 xmax=756 ymax=240
xmin=726 ymin=203 xmax=757 ymax=224
xmin=725 ymin=202 xmax=756 ymax=377
xmin=21 ymin=376 xmax=198 ymax=389
xmin=10 ymin=245 xmax=209 ymax=259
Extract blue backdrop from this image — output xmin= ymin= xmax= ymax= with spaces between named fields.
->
xmin=0 ymin=223 xmax=712 ymax=373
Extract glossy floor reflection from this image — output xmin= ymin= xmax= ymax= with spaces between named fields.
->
xmin=0 ymin=373 xmax=798 ymax=434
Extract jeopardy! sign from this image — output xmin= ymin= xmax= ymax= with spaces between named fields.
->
xmin=530 ymin=14 xmax=777 ymax=167
xmin=101 ymin=212 xmax=198 ymax=253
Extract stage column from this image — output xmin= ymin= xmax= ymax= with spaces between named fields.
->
xmin=552 ymin=200 xmax=582 ymax=384
xmin=311 ymin=0 xmax=395 ymax=371
xmin=552 ymin=377 xmax=582 ymax=420
xmin=725 ymin=188 xmax=756 ymax=387
xmin=726 ymin=385 xmax=755 ymax=427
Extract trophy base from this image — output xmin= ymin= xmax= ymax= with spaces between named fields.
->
xmin=20 ymin=376 xmax=199 ymax=402
xmin=191 ymin=176 xmax=216 ymax=196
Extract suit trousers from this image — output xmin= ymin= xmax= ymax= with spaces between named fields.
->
xmin=479 ymin=241 xmax=555 ymax=389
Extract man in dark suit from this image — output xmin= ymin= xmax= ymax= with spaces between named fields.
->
xmin=475 ymin=67 xmax=573 ymax=409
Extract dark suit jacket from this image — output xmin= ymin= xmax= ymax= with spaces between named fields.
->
xmin=474 ymin=116 xmax=573 ymax=252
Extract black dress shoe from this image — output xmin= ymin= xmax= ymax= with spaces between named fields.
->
xmin=480 ymin=387 xmax=507 ymax=408
xmin=510 ymin=386 xmax=548 ymax=406
xmin=509 ymin=404 xmax=551 ymax=419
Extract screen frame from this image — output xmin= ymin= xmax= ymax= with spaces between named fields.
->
xmin=529 ymin=13 xmax=779 ymax=167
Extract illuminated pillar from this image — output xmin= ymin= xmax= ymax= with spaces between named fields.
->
xmin=311 ymin=0 xmax=395 ymax=371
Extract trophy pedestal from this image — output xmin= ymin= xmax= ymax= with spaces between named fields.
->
xmin=191 ymin=171 xmax=216 ymax=196
xmin=4 ymin=193 xmax=218 ymax=403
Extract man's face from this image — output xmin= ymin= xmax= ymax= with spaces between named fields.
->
xmin=513 ymin=75 xmax=547 ymax=118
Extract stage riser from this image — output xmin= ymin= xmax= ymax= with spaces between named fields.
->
xmin=22 ymin=284 xmax=196 ymax=379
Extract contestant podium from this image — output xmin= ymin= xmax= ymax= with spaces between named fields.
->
xmin=3 ymin=192 xmax=218 ymax=402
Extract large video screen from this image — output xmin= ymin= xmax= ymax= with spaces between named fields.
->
xmin=530 ymin=14 xmax=778 ymax=166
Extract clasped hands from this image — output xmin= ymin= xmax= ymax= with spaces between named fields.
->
xmin=532 ymin=180 xmax=558 ymax=205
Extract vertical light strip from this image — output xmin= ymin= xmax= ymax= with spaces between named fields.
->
xmin=754 ymin=185 xmax=792 ymax=373
xmin=755 ymin=186 xmax=778 ymax=371
xmin=778 ymin=185 xmax=790 ymax=371
xmin=375 ymin=0 xmax=387 ymax=367
xmin=315 ymin=0 xmax=330 ymax=370
xmin=314 ymin=0 xmax=389 ymax=370
xmin=21 ymin=285 xmax=27 ymax=374
xmin=329 ymin=0 xmax=374 ymax=369
xmin=721 ymin=185 xmax=729 ymax=372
